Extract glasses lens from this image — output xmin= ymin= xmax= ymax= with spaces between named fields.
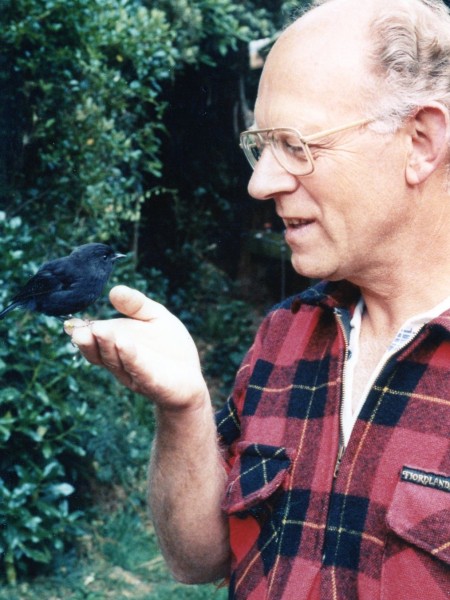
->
xmin=240 ymin=128 xmax=313 ymax=175
xmin=270 ymin=129 xmax=312 ymax=175
xmin=241 ymin=131 xmax=264 ymax=168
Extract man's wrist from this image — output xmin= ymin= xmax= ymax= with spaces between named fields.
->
xmin=154 ymin=387 xmax=213 ymax=426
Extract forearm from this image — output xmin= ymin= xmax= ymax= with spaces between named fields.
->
xmin=64 ymin=288 xmax=230 ymax=580
xmin=148 ymin=392 xmax=230 ymax=583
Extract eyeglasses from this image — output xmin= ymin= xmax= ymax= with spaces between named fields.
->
xmin=240 ymin=118 xmax=374 ymax=176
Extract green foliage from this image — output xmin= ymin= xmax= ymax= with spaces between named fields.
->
xmin=0 ymin=506 xmax=228 ymax=599
xmin=0 ymin=0 xmax=308 ymax=587
xmin=0 ymin=319 xmax=87 ymax=582
xmin=202 ymin=297 xmax=255 ymax=395
xmin=0 ymin=221 xmax=81 ymax=584
xmin=156 ymin=0 xmax=275 ymax=64
xmin=169 ymin=260 xmax=257 ymax=404
xmin=0 ymin=213 xmax=166 ymax=584
xmin=0 ymin=0 xmax=286 ymax=244
xmin=0 ymin=500 xmax=228 ymax=598
xmin=85 ymin=392 xmax=155 ymax=488
xmin=1 ymin=0 xmax=178 ymax=242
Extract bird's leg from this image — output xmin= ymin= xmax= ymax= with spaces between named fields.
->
xmin=58 ymin=314 xmax=91 ymax=325
xmin=56 ymin=315 xmax=71 ymax=323
xmin=63 ymin=317 xmax=92 ymax=349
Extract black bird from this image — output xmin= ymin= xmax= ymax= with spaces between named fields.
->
xmin=0 ymin=243 xmax=125 ymax=320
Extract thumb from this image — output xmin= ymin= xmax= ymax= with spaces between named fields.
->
xmin=109 ymin=285 xmax=167 ymax=321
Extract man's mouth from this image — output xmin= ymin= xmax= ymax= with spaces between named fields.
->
xmin=284 ymin=218 xmax=314 ymax=228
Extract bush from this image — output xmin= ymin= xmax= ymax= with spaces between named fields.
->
xmin=0 ymin=213 xmax=167 ymax=583
xmin=0 ymin=0 xmax=306 ymax=585
xmin=169 ymin=259 xmax=257 ymax=404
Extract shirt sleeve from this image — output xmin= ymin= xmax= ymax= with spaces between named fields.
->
xmin=214 ymin=309 xmax=272 ymax=468
xmin=214 ymin=304 xmax=286 ymax=469
xmin=214 ymin=343 xmax=255 ymax=471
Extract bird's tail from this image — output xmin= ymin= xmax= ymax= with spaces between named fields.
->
xmin=0 ymin=303 xmax=20 ymax=319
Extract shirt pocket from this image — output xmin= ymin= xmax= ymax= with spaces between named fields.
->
xmin=381 ymin=466 xmax=450 ymax=600
xmin=221 ymin=442 xmax=294 ymax=518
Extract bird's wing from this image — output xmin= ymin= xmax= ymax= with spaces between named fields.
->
xmin=12 ymin=260 xmax=73 ymax=302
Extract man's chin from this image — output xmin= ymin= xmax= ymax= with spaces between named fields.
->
xmin=291 ymin=258 xmax=340 ymax=282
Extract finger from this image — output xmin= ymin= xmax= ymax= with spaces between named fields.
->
xmin=63 ymin=317 xmax=90 ymax=334
xmin=109 ymin=285 xmax=167 ymax=321
xmin=87 ymin=320 xmax=135 ymax=388
xmin=89 ymin=320 xmax=126 ymax=371
xmin=65 ymin=318 xmax=103 ymax=365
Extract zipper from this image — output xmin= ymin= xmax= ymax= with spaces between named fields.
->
xmin=333 ymin=308 xmax=350 ymax=478
xmin=333 ymin=443 xmax=345 ymax=478
xmin=322 ymin=307 xmax=351 ymax=564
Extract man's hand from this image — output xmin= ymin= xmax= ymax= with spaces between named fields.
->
xmin=65 ymin=285 xmax=230 ymax=581
xmin=64 ymin=285 xmax=208 ymax=411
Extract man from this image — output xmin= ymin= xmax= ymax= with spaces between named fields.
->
xmin=66 ymin=0 xmax=450 ymax=597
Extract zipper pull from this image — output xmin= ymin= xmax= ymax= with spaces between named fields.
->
xmin=334 ymin=444 xmax=345 ymax=478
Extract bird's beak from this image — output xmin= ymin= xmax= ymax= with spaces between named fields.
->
xmin=113 ymin=253 xmax=127 ymax=262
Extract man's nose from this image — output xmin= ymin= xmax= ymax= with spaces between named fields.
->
xmin=247 ymin=148 xmax=299 ymax=201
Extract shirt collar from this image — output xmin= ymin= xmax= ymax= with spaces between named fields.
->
xmin=290 ymin=279 xmax=450 ymax=337
xmin=291 ymin=280 xmax=360 ymax=314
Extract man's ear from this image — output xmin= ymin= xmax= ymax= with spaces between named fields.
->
xmin=405 ymin=102 xmax=450 ymax=185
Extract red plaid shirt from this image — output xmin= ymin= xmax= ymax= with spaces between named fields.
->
xmin=216 ymin=281 xmax=450 ymax=599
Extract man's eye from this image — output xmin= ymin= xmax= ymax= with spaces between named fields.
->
xmin=276 ymin=136 xmax=308 ymax=161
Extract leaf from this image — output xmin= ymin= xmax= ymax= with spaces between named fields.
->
xmin=47 ymin=483 xmax=75 ymax=498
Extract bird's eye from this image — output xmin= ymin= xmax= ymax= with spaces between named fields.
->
xmin=102 ymin=254 xmax=108 ymax=260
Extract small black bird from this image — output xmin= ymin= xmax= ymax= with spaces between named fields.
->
xmin=0 ymin=243 xmax=125 ymax=320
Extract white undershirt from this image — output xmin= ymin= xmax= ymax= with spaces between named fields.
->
xmin=341 ymin=295 xmax=450 ymax=446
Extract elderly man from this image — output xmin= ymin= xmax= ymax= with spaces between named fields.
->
xmin=67 ymin=0 xmax=450 ymax=598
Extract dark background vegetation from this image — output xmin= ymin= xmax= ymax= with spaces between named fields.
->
xmin=0 ymin=0 xmax=309 ymax=596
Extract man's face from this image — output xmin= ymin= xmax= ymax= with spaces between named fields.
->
xmin=247 ymin=9 xmax=413 ymax=285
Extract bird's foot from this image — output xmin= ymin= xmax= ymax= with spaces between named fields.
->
xmin=63 ymin=317 xmax=92 ymax=333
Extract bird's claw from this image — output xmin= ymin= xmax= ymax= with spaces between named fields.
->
xmin=63 ymin=318 xmax=92 ymax=333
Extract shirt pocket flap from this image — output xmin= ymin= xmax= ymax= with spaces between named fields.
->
xmin=222 ymin=442 xmax=293 ymax=516
xmin=386 ymin=466 xmax=450 ymax=565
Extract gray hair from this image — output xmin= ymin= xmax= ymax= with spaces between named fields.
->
xmin=308 ymin=0 xmax=450 ymax=133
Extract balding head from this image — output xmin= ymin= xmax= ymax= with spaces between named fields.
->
xmin=257 ymin=2 xmax=375 ymax=124
xmin=271 ymin=0 xmax=450 ymax=132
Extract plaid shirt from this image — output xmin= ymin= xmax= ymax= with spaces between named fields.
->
xmin=216 ymin=281 xmax=450 ymax=600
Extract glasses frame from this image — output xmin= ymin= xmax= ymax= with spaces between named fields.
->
xmin=240 ymin=117 xmax=374 ymax=176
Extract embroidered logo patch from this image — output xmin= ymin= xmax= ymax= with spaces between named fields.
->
xmin=401 ymin=466 xmax=450 ymax=493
